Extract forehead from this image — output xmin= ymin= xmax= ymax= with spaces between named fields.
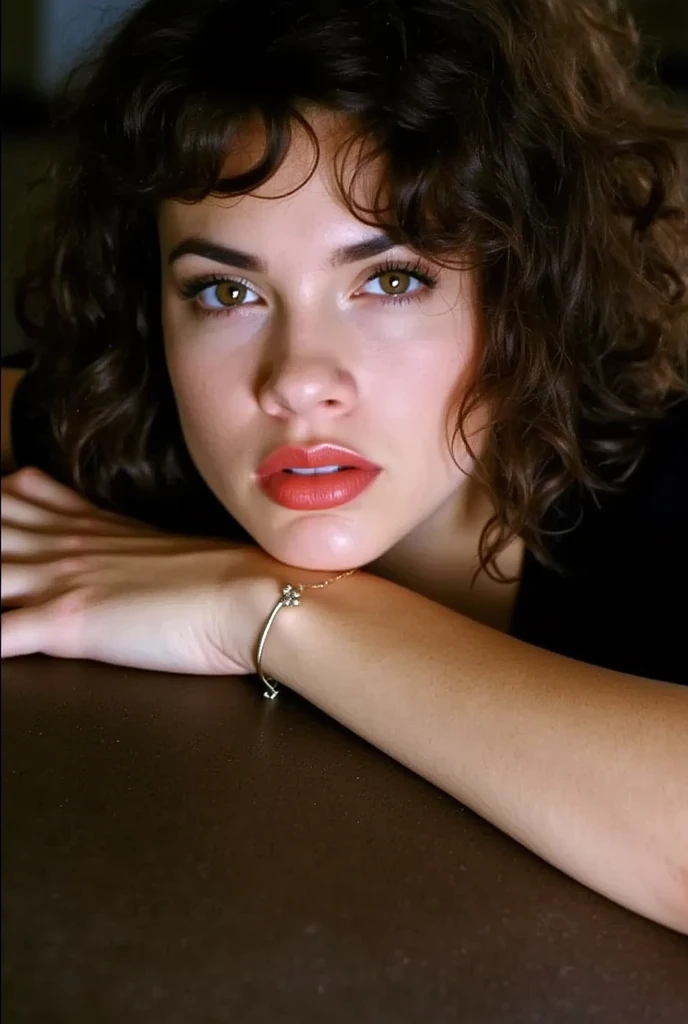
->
xmin=159 ymin=110 xmax=386 ymax=242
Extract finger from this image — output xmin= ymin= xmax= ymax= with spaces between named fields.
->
xmin=0 ymin=491 xmax=159 ymax=536
xmin=0 ymin=523 xmax=85 ymax=558
xmin=1 ymin=524 xmax=225 ymax=560
xmin=0 ymin=607 xmax=39 ymax=657
xmin=2 ymin=561 xmax=46 ymax=606
xmin=1 ymin=604 xmax=56 ymax=658
xmin=2 ymin=466 xmax=141 ymax=526
xmin=1 ymin=558 xmax=80 ymax=607
xmin=0 ymin=590 xmax=84 ymax=659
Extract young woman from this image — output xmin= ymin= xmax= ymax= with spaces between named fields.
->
xmin=1 ymin=0 xmax=687 ymax=932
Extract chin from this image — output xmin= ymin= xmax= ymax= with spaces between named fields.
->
xmin=251 ymin=523 xmax=388 ymax=575
xmin=259 ymin=541 xmax=369 ymax=574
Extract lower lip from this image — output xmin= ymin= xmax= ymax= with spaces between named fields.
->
xmin=258 ymin=468 xmax=381 ymax=510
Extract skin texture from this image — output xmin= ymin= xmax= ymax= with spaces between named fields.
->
xmin=158 ymin=112 xmax=524 ymax=629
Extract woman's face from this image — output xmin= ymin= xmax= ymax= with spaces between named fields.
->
xmin=159 ymin=114 xmax=485 ymax=571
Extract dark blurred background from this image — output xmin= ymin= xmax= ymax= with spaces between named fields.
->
xmin=2 ymin=0 xmax=687 ymax=358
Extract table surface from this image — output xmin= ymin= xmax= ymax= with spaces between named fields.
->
xmin=2 ymin=656 xmax=687 ymax=1024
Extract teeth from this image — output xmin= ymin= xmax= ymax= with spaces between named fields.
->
xmin=285 ymin=465 xmax=345 ymax=475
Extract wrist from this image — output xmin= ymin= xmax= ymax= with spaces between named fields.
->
xmin=245 ymin=564 xmax=365 ymax=691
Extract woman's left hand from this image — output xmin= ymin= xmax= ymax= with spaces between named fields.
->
xmin=1 ymin=466 xmax=281 ymax=676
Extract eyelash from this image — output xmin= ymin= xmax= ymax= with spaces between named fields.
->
xmin=178 ymin=258 xmax=439 ymax=319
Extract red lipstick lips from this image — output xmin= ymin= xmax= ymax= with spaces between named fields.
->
xmin=256 ymin=444 xmax=382 ymax=511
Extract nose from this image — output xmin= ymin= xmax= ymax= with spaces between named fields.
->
xmin=256 ymin=328 xmax=358 ymax=421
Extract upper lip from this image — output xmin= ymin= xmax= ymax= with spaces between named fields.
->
xmin=257 ymin=443 xmax=382 ymax=479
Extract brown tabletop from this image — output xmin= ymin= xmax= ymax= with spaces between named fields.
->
xmin=2 ymin=656 xmax=687 ymax=1023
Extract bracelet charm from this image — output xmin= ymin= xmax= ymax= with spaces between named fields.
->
xmin=255 ymin=571 xmax=358 ymax=699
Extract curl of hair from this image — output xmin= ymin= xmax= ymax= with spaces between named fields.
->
xmin=15 ymin=0 xmax=688 ymax=576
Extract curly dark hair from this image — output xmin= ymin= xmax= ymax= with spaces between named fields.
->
xmin=15 ymin=0 xmax=688 ymax=578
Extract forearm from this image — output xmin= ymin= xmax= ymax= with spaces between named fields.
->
xmin=253 ymin=568 xmax=688 ymax=933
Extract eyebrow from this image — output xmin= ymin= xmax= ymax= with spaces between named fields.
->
xmin=167 ymin=232 xmax=401 ymax=273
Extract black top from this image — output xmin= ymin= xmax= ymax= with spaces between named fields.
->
xmin=4 ymin=350 xmax=687 ymax=685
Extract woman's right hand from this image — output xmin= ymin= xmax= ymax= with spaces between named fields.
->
xmin=0 ymin=466 xmax=279 ymax=677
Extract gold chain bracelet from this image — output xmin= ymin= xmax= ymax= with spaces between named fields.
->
xmin=255 ymin=569 xmax=359 ymax=698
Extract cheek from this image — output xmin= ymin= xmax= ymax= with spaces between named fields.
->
xmin=164 ymin=350 xmax=234 ymax=452
xmin=163 ymin=306 xmax=256 ymax=422
xmin=163 ymin=313 xmax=248 ymax=435
xmin=399 ymin=327 xmax=482 ymax=476
xmin=396 ymin=332 xmax=475 ymax=426
xmin=163 ymin=300 xmax=218 ymax=405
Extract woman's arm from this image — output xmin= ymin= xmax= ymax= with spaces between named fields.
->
xmin=1 ymin=369 xmax=25 ymax=474
xmin=251 ymin=569 xmax=688 ymax=933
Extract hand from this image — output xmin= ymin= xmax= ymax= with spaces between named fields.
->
xmin=1 ymin=466 xmax=279 ymax=676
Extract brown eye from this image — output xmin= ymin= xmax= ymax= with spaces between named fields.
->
xmin=378 ymin=270 xmax=412 ymax=295
xmin=361 ymin=266 xmax=428 ymax=300
xmin=188 ymin=278 xmax=260 ymax=312
xmin=214 ymin=281 xmax=248 ymax=306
